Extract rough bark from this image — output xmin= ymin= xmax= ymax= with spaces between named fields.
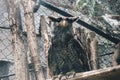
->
xmin=112 ymin=43 xmax=120 ymax=66
xmin=53 ymin=65 xmax=120 ymax=80
xmin=88 ymin=32 xmax=99 ymax=70
xmin=6 ymin=0 xmax=30 ymax=80
xmin=21 ymin=0 xmax=45 ymax=80
xmin=40 ymin=15 xmax=51 ymax=79
xmin=69 ymin=65 xmax=120 ymax=80
xmin=74 ymin=28 xmax=99 ymax=70
xmin=74 ymin=28 xmax=91 ymax=70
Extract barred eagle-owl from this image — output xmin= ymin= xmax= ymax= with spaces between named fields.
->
xmin=48 ymin=16 xmax=90 ymax=76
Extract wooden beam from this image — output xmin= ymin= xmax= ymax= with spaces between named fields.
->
xmin=112 ymin=43 xmax=120 ymax=66
xmin=40 ymin=15 xmax=51 ymax=79
xmin=68 ymin=65 xmax=120 ymax=80
xmin=40 ymin=1 xmax=120 ymax=44
xmin=7 ymin=0 xmax=30 ymax=80
xmin=21 ymin=0 xmax=45 ymax=80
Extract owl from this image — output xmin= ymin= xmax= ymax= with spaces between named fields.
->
xmin=48 ymin=16 xmax=90 ymax=76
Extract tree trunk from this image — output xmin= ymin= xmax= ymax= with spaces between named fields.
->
xmin=6 ymin=0 xmax=30 ymax=80
xmin=40 ymin=15 xmax=51 ymax=79
xmin=74 ymin=28 xmax=99 ymax=70
xmin=74 ymin=28 xmax=91 ymax=70
xmin=113 ymin=43 xmax=120 ymax=66
xmin=88 ymin=32 xmax=99 ymax=70
xmin=21 ymin=0 xmax=45 ymax=80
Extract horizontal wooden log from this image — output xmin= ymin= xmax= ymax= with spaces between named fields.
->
xmin=68 ymin=65 xmax=120 ymax=80
xmin=40 ymin=0 xmax=120 ymax=44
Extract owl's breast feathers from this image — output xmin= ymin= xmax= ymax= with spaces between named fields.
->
xmin=48 ymin=38 xmax=89 ymax=75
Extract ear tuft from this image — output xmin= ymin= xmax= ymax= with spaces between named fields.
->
xmin=72 ymin=17 xmax=79 ymax=22
xmin=67 ymin=17 xmax=79 ymax=22
xmin=48 ymin=16 xmax=57 ymax=22
xmin=48 ymin=16 xmax=62 ymax=22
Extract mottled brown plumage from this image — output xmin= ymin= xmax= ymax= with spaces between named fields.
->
xmin=48 ymin=16 xmax=90 ymax=76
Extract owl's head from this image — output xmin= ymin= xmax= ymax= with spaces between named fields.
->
xmin=48 ymin=16 xmax=78 ymax=27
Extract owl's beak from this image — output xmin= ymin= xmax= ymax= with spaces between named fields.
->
xmin=60 ymin=20 xmax=68 ymax=27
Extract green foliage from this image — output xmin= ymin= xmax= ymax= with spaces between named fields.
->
xmin=78 ymin=0 xmax=86 ymax=6
xmin=75 ymin=0 xmax=86 ymax=11
xmin=93 ymin=2 xmax=103 ymax=16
